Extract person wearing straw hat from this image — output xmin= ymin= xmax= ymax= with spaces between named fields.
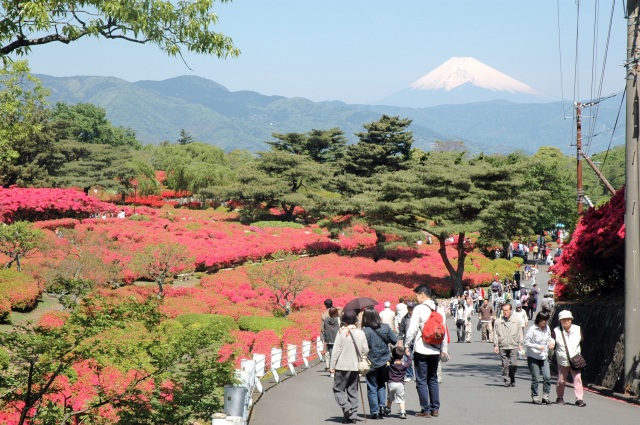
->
xmin=552 ymin=310 xmax=586 ymax=407
xmin=330 ymin=310 xmax=369 ymax=424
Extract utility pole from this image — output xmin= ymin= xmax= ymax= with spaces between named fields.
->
xmin=625 ymin=0 xmax=640 ymax=385
xmin=576 ymin=103 xmax=584 ymax=214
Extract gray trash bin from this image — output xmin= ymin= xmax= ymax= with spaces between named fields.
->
xmin=224 ymin=385 xmax=248 ymax=417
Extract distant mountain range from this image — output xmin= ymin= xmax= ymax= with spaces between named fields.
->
xmin=37 ymin=65 xmax=624 ymax=155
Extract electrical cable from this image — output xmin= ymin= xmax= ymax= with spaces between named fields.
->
xmin=587 ymin=89 xmax=625 ymax=199
xmin=557 ymin=0 xmax=568 ymax=117
xmin=586 ymin=1 xmax=616 ymax=157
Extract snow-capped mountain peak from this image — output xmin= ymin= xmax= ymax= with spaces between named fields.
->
xmin=410 ymin=57 xmax=538 ymax=95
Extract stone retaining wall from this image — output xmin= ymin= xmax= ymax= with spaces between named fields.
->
xmin=552 ymin=303 xmax=639 ymax=398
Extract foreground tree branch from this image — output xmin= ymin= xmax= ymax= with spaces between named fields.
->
xmin=1 ymin=1 xmax=240 ymax=58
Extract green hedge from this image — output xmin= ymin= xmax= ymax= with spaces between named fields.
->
xmin=250 ymin=221 xmax=304 ymax=229
xmin=238 ymin=316 xmax=294 ymax=334
xmin=0 ymin=270 xmax=41 ymax=315
xmin=175 ymin=314 xmax=238 ymax=332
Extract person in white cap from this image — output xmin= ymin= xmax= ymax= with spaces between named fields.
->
xmin=512 ymin=300 xmax=528 ymax=340
xmin=552 ymin=310 xmax=586 ymax=407
xmin=380 ymin=301 xmax=397 ymax=332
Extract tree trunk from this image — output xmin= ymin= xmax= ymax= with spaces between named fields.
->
xmin=282 ymin=203 xmax=296 ymax=222
xmin=436 ymin=233 xmax=467 ymax=296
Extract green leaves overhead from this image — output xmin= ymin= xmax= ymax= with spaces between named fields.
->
xmin=1 ymin=0 xmax=240 ymax=58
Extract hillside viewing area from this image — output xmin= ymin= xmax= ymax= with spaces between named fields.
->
xmin=2 ymin=1 xmax=640 ymax=424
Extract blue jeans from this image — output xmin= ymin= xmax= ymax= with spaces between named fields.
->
xmin=365 ymin=366 xmax=388 ymax=414
xmin=413 ymin=352 xmax=440 ymax=412
xmin=527 ymin=357 xmax=551 ymax=398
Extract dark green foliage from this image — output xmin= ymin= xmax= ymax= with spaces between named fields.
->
xmin=238 ymin=316 xmax=294 ymax=334
xmin=175 ymin=313 xmax=239 ymax=332
xmin=221 ymin=150 xmax=331 ymax=222
xmin=51 ymin=102 xmax=141 ymax=148
xmin=342 ymin=115 xmax=413 ymax=177
xmin=177 ymin=128 xmax=194 ymax=145
xmin=267 ymin=127 xmax=347 ymax=163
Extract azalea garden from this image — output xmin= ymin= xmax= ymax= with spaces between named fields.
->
xmin=0 ymin=60 xmax=627 ymax=424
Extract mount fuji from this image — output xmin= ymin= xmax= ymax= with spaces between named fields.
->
xmin=377 ymin=57 xmax=553 ymax=107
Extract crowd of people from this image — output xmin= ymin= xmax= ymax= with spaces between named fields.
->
xmin=319 ymin=261 xmax=585 ymax=422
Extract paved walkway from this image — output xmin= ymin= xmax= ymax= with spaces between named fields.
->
xmin=250 ymin=264 xmax=640 ymax=424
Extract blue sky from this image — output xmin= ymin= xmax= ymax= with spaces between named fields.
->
xmin=27 ymin=0 xmax=626 ymax=105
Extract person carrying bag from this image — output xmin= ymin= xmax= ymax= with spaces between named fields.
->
xmin=330 ymin=310 xmax=370 ymax=424
xmin=552 ymin=310 xmax=587 ymax=407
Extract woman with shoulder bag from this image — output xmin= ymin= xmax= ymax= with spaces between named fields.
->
xmin=552 ymin=310 xmax=586 ymax=407
xmin=362 ymin=307 xmax=398 ymax=419
xmin=524 ymin=311 xmax=555 ymax=404
xmin=455 ymin=301 xmax=465 ymax=342
xmin=330 ymin=310 xmax=370 ymax=424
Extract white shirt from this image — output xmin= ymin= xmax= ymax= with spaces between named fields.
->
xmin=405 ymin=299 xmax=448 ymax=355
xmin=379 ymin=308 xmax=397 ymax=332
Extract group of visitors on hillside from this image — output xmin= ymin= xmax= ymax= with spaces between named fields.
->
xmin=321 ymin=285 xmax=448 ymax=422
xmin=494 ymin=305 xmax=586 ymax=407
xmin=319 ymin=266 xmax=585 ymax=422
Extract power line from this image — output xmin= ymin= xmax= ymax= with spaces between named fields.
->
xmin=557 ymin=0 xmax=568 ymax=116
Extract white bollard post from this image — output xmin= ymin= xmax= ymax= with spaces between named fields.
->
xmin=253 ymin=353 xmax=266 ymax=393
xmin=287 ymin=344 xmax=297 ymax=376
xmin=316 ymin=336 xmax=324 ymax=361
xmin=270 ymin=348 xmax=282 ymax=384
xmin=302 ymin=340 xmax=311 ymax=368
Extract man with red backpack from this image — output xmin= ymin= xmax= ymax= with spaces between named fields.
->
xmin=404 ymin=285 xmax=448 ymax=418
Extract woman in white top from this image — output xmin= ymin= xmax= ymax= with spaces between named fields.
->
xmin=553 ymin=310 xmax=586 ymax=407
xmin=524 ymin=310 xmax=555 ymax=404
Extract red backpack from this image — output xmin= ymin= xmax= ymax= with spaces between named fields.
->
xmin=421 ymin=307 xmax=446 ymax=345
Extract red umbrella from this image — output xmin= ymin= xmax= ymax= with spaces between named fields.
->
xmin=344 ymin=297 xmax=378 ymax=312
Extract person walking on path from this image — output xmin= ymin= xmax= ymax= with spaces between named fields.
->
xmin=379 ymin=301 xmax=397 ymax=332
xmin=455 ymin=301 xmax=466 ymax=342
xmin=398 ymin=301 xmax=416 ymax=382
xmin=322 ymin=307 xmax=341 ymax=378
xmin=553 ymin=310 xmax=587 ymax=407
xmin=464 ymin=297 xmax=474 ymax=343
xmin=524 ymin=311 xmax=555 ymax=404
xmin=478 ymin=299 xmax=494 ymax=343
xmin=493 ymin=303 xmax=524 ymax=387
xmin=362 ymin=307 xmax=398 ymax=419
xmin=329 ymin=310 xmax=369 ymax=424
xmin=512 ymin=301 xmax=528 ymax=340
xmin=384 ymin=346 xmax=412 ymax=419
xmin=404 ymin=285 xmax=447 ymax=418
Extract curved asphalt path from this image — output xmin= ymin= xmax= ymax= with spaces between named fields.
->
xmin=249 ymin=263 xmax=639 ymax=424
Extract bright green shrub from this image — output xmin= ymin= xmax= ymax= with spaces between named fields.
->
xmin=0 ymin=269 xmax=41 ymax=312
xmin=510 ymin=257 xmax=524 ymax=265
xmin=238 ymin=316 xmax=294 ymax=334
xmin=175 ymin=313 xmax=238 ymax=332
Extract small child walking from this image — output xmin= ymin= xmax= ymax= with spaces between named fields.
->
xmin=385 ymin=346 xmax=412 ymax=419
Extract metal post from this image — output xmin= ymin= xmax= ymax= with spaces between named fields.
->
xmin=625 ymin=0 xmax=640 ymax=382
xmin=576 ymin=102 xmax=584 ymax=214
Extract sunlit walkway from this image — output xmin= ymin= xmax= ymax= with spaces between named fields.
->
xmin=249 ymin=265 xmax=640 ymax=424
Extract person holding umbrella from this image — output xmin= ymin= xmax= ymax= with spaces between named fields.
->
xmin=330 ymin=310 xmax=369 ymax=424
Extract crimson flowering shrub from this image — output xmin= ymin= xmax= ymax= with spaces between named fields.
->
xmin=0 ymin=188 xmax=118 ymax=223
xmin=32 ymin=218 xmax=81 ymax=230
xmin=37 ymin=310 xmax=70 ymax=329
xmin=550 ymin=188 xmax=625 ymax=300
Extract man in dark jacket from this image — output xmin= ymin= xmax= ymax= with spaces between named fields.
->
xmin=398 ymin=301 xmax=415 ymax=382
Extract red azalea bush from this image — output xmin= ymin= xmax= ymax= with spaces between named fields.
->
xmin=37 ymin=310 xmax=70 ymax=329
xmin=0 ymin=187 xmax=119 ymax=223
xmin=550 ymin=188 xmax=625 ymax=299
